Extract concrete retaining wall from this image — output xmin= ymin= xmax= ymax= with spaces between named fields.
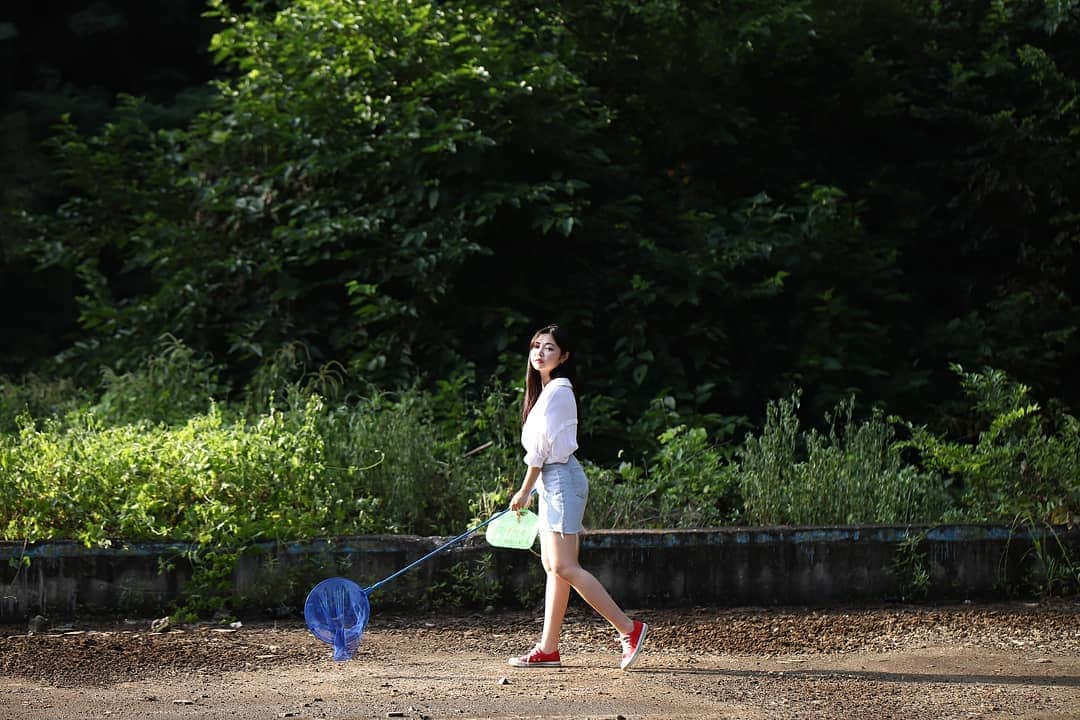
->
xmin=2 ymin=524 xmax=1077 ymax=623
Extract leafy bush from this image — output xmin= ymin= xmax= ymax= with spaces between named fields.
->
xmin=439 ymin=376 xmax=525 ymax=526
xmin=317 ymin=390 xmax=443 ymax=534
xmin=587 ymin=424 xmax=740 ymax=529
xmin=585 ymin=460 xmax=650 ymax=530
xmin=899 ymin=365 xmax=1080 ymax=526
xmin=0 ymin=388 xmax=451 ymax=613
xmin=3 ymin=398 xmax=352 ymax=546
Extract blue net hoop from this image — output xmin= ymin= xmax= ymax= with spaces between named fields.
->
xmin=304 ymin=577 xmax=370 ymax=661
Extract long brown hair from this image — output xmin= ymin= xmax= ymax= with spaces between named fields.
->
xmin=521 ymin=324 xmax=579 ymax=425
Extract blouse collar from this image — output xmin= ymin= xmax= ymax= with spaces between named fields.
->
xmin=543 ymin=377 xmax=573 ymax=391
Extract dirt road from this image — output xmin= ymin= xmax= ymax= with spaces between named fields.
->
xmin=3 ymin=602 xmax=1078 ymax=719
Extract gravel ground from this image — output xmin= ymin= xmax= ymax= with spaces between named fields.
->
xmin=2 ymin=601 xmax=1078 ymax=719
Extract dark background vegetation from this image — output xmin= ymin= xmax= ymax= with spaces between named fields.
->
xmin=3 ymin=0 xmax=1078 ymax=443
xmin=1 ymin=0 xmax=221 ymax=369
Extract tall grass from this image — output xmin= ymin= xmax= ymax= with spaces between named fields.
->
xmin=92 ymin=335 xmax=227 ymax=426
xmin=740 ymin=391 xmax=952 ymax=525
xmin=0 ymin=373 xmax=89 ymax=433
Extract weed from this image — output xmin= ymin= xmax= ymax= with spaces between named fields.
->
xmin=893 ymin=530 xmax=931 ymax=601
xmin=427 ymin=554 xmax=502 ymax=609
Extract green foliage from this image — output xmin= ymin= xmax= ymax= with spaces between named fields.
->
xmin=0 ymin=374 xmax=88 ymax=433
xmin=5 ymin=0 xmax=1080 ymax=611
xmin=317 ymin=389 xmax=442 ymax=534
xmin=0 ymin=383 xmax=443 ymax=613
xmin=0 ymin=341 xmax=539 ymax=612
xmin=242 ymin=341 xmax=350 ymax=415
xmin=1031 ymin=525 xmax=1080 ymax=596
xmin=899 ymin=364 xmax=1080 ymax=526
xmin=92 ymin=335 xmax=227 ymax=426
xmin=6 ymin=0 xmax=1080 ymax=440
xmin=2 ymin=356 xmax=1078 ymax=611
xmin=6 ymin=0 xmax=1080 ymax=599
xmin=2 ymin=397 xmax=346 ymax=547
xmin=429 ymin=371 xmax=539 ymax=530
xmin=587 ymin=424 xmax=740 ymax=529
xmin=739 ymin=390 xmax=952 ymax=525
xmin=16 ymin=0 xmax=610 ymax=390
xmin=15 ymin=97 xmax=198 ymax=381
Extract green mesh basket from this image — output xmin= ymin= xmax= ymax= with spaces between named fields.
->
xmin=485 ymin=509 xmax=540 ymax=549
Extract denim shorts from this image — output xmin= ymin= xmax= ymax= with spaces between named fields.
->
xmin=538 ymin=455 xmax=589 ymax=534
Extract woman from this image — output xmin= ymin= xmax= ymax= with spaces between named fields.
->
xmin=507 ymin=324 xmax=648 ymax=670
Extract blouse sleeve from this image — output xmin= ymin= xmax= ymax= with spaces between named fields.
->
xmin=522 ymin=385 xmax=578 ymax=467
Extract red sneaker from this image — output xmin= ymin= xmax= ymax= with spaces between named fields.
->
xmin=508 ymin=645 xmax=562 ymax=668
xmin=619 ymin=620 xmax=648 ymax=670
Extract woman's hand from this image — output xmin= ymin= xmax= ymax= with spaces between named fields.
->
xmin=510 ymin=486 xmax=534 ymax=513
xmin=510 ymin=466 xmax=542 ymax=513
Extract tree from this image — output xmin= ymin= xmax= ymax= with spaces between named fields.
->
xmin=12 ymin=0 xmax=1080 ymax=437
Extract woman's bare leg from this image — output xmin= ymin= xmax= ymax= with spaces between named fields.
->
xmin=539 ymin=540 xmax=572 ymax=653
xmin=541 ymin=530 xmax=634 ymax=636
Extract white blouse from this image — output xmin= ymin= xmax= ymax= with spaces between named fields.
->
xmin=521 ymin=377 xmax=579 ymax=467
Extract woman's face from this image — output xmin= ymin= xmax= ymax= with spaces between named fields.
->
xmin=530 ymin=333 xmax=568 ymax=377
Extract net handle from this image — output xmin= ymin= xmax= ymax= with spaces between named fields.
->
xmin=363 ymin=492 xmax=535 ymax=596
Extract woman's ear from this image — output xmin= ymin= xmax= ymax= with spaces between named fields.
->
xmin=560 ymin=351 xmax=570 ymax=364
